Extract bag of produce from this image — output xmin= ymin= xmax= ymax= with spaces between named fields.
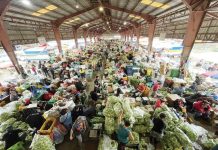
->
xmin=107 ymin=96 xmax=121 ymax=106
xmin=179 ymin=123 xmax=198 ymax=141
xmin=105 ymin=117 xmax=115 ymax=135
xmin=128 ymin=132 xmax=139 ymax=144
xmin=174 ymin=127 xmax=192 ymax=146
xmin=113 ymin=102 xmax=123 ymax=117
xmin=30 ymin=134 xmax=55 ymax=150
xmin=90 ymin=117 xmax=105 ymax=124
xmin=103 ymin=107 xmax=115 ymax=118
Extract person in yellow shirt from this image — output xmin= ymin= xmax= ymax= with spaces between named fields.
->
xmin=79 ymin=68 xmax=85 ymax=78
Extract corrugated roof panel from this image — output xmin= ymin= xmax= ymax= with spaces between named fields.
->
xmin=208 ymin=27 xmax=218 ymax=33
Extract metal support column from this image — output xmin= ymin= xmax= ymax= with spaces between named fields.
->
xmin=135 ymin=26 xmax=140 ymax=49
xmin=147 ymin=20 xmax=156 ymax=53
xmin=83 ymin=29 xmax=88 ymax=47
xmin=0 ymin=0 xmax=20 ymax=74
xmin=52 ymin=25 xmax=62 ymax=54
xmin=181 ymin=0 xmax=211 ymax=65
xmin=73 ymin=29 xmax=78 ymax=48
xmin=0 ymin=19 xmax=20 ymax=73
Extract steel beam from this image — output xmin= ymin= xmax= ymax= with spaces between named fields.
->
xmin=0 ymin=19 xmax=20 ymax=73
xmin=135 ymin=26 xmax=141 ymax=48
xmin=83 ymin=29 xmax=88 ymax=47
xmin=102 ymin=3 xmax=155 ymax=22
xmin=147 ymin=20 xmax=156 ymax=53
xmin=72 ymin=28 xmax=78 ymax=48
xmin=0 ymin=0 xmax=21 ymax=74
xmin=52 ymin=6 xmax=99 ymax=27
xmin=180 ymin=0 xmax=211 ymax=65
xmin=52 ymin=25 xmax=62 ymax=54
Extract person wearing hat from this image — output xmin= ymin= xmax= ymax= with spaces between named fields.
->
xmin=193 ymin=100 xmax=211 ymax=121
xmin=154 ymin=97 xmax=167 ymax=109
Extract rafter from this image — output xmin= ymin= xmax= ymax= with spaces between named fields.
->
xmin=0 ymin=0 xmax=10 ymax=17
xmin=102 ymin=3 xmax=155 ymax=22
xmin=52 ymin=5 xmax=99 ymax=27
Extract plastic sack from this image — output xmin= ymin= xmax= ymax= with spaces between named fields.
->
xmin=105 ymin=117 xmax=115 ymax=135
xmin=103 ymin=107 xmax=115 ymax=118
xmin=98 ymin=135 xmax=118 ymax=150
xmin=50 ymin=127 xmax=64 ymax=144
xmin=179 ymin=122 xmax=198 ymax=141
xmin=132 ymin=107 xmax=145 ymax=119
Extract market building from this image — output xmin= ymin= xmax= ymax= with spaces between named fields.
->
xmin=0 ymin=0 xmax=218 ymax=150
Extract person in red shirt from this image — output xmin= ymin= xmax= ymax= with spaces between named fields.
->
xmin=154 ymin=98 xmax=167 ymax=109
xmin=152 ymin=81 xmax=161 ymax=97
xmin=193 ymin=100 xmax=211 ymax=121
xmin=137 ymin=83 xmax=146 ymax=93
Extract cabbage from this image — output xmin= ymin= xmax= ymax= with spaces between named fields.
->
xmin=201 ymin=138 xmax=218 ymax=149
xmin=31 ymin=134 xmax=55 ymax=150
xmin=122 ymin=100 xmax=133 ymax=116
xmin=107 ymin=96 xmax=121 ymax=105
xmin=90 ymin=117 xmax=105 ymax=124
xmin=113 ymin=102 xmax=122 ymax=117
xmin=105 ymin=117 xmax=115 ymax=135
xmin=179 ymin=123 xmax=198 ymax=141
xmin=103 ymin=107 xmax=115 ymax=118
xmin=174 ymin=127 xmax=192 ymax=146
xmin=128 ymin=132 xmax=139 ymax=144
xmin=133 ymin=125 xmax=147 ymax=134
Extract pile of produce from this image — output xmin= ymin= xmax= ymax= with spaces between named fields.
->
xmin=98 ymin=135 xmax=118 ymax=150
xmin=30 ymin=134 xmax=55 ymax=150
xmin=90 ymin=117 xmax=105 ymax=124
xmin=103 ymin=96 xmax=155 ymax=135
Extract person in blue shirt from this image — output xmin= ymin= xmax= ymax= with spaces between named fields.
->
xmin=59 ymin=109 xmax=72 ymax=131
xmin=117 ymin=112 xmax=134 ymax=150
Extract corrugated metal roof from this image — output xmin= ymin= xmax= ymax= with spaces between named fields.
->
xmin=1 ymin=0 xmax=217 ymax=45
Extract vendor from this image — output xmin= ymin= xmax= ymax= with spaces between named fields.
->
xmin=154 ymin=97 xmax=167 ymax=109
xmin=70 ymin=116 xmax=87 ymax=149
xmin=3 ymin=126 xmax=24 ymax=149
xmin=137 ymin=83 xmax=150 ymax=97
xmin=193 ymin=100 xmax=212 ymax=121
xmin=117 ymin=112 xmax=134 ymax=150
xmin=79 ymin=68 xmax=85 ymax=78
xmin=150 ymin=113 xmax=166 ymax=148
xmin=60 ymin=108 xmax=72 ymax=130
xmin=173 ymin=98 xmax=187 ymax=119
xmin=90 ymin=88 xmax=99 ymax=102
xmin=152 ymin=81 xmax=161 ymax=97
xmin=172 ymin=83 xmax=186 ymax=96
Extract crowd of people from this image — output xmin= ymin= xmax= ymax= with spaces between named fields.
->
xmin=0 ymin=40 xmax=217 ymax=150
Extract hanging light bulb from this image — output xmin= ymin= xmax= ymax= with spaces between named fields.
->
xmin=99 ymin=6 xmax=104 ymax=12
xmin=76 ymin=4 xmax=79 ymax=8
xmin=123 ymin=21 xmax=127 ymax=25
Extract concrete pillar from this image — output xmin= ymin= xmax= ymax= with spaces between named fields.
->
xmin=181 ymin=0 xmax=211 ymax=65
xmin=52 ymin=25 xmax=62 ymax=54
xmin=147 ymin=20 xmax=156 ymax=53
